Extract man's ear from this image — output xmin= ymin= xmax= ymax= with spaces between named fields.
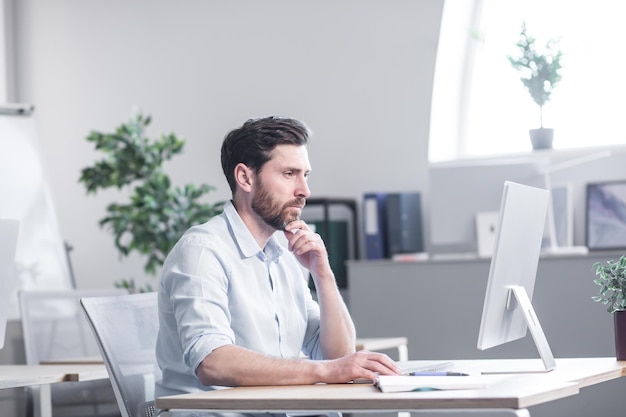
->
xmin=234 ymin=163 xmax=253 ymax=192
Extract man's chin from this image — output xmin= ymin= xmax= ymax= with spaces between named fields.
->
xmin=281 ymin=216 xmax=300 ymax=230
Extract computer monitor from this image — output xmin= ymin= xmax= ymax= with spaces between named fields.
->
xmin=477 ymin=181 xmax=556 ymax=373
xmin=0 ymin=219 xmax=19 ymax=349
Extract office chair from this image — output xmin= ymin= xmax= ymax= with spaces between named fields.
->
xmin=19 ymin=288 xmax=125 ymax=417
xmin=81 ymin=292 xmax=343 ymax=417
xmin=80 ymin=292 xmax=159 ymax=417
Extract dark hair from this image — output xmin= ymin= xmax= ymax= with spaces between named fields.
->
xmin=220 ymin=116 xmax=311 ymax=193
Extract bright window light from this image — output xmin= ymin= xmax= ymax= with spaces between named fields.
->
xmin=429 ymin=0 xmax=626 ymax=162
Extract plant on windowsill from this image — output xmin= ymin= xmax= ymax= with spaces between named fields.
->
xmin=79 ymin=111 xmax=224 ymax=292
xmin=592 ymin=255 xmax=626 ymax=360
xmin=508 ymin=22 xmax=563 ymax=150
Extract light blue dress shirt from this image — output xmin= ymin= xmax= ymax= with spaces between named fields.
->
xmin=155 ymin=200 xmax=323 ymax=396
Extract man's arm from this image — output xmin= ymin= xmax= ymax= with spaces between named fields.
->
xmin=196 ymin=344 xmax=401 ymax=387
xmin=311 ymin=266 xmax=356 ymax=359
xmin=284 ymin=220 xmax=355 ymax=358
xmin=195 ymin=220 xmax=402 ymax=388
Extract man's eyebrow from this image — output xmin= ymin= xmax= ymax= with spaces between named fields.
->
xmin=283 ymin=166 xmax=311 ymax=174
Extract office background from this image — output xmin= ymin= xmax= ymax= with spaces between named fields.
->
xmin=4 ymin=0 xmax=442 ymax=291
xmin=4 ymin=2 xmax=626 ymax=416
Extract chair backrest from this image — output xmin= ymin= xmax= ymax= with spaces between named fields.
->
xmin=19 ymin=288 xmax=127 ymax=364
xmin=81 ymin=292 xmax=159 ymax=417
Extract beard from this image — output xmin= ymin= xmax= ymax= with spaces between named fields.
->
xmin=251 ymin=179 xmax=305 ymax=230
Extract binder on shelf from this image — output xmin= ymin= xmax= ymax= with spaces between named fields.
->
xmin=385 ymin=192 xmax=424 ymax=256
xmin=363 ymin=192 xmax=388 ymax=259
xmin=302 ymin=198 xmax=357 ymax=289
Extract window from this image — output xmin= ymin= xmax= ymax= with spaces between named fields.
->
xmin=429 ymin=0 xmax=626 ymax=162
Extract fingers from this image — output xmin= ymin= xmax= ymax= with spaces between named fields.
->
xmin=346 ymin=351 xmax=402 ymax=380
xmin=358 ymin=351 xmax=403 ymax=376
xmin=284 ymin=221 xmax=307 ymax=235
xmin=322 ymin=351 xmax=402 ymax=384
xmin=292 ymin=234 xmax=322 ymax=256
xmin=284 ymin=224 xmax=325 ymax=256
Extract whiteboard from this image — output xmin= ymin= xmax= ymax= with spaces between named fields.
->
xmin=0 ymin=105 xmax=72 ymax=318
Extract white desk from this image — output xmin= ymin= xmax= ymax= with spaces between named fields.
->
xmin=156 ymin=357 xmax=625 ymax=417
xmin=0 ymin=364 xmax=109 ymax=417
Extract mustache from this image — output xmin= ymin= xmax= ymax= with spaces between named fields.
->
xmin=285 ymin=197 xmax=306 ymax=208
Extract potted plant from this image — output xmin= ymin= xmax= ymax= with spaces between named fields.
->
xmin=592 ymin=255 xmax=626 ymax=360
xmin=79 ymin=111 xmax=224 ymax=292
xmin=508 ymin=22 xmax=563 ymax=150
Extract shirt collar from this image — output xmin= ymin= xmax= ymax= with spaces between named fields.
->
xmin=223 ymin=200 xmax=285 ymax=261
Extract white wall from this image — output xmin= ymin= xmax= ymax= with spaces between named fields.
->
xmin=0 ymin=0 xmax=7 ymax=101
xmin=10 ymin=0 xmax=443 ymax=289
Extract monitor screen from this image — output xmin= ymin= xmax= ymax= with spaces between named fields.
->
xmin=0 ymin=219 xmax=19 ymax=349
xmin=476 ymin=181 xmax=556 ymax=372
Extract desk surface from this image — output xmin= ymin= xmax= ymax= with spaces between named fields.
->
xmin=0 ymin=364 xmax=109 ymax=389
xmin=39 ymin=356 xmax=104 ymax=365
xmin=156 ymin=357 xmax=625 ymax=413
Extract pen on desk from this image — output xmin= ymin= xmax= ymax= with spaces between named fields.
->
xmin=409 ymin=371 xmax=469 ymax=376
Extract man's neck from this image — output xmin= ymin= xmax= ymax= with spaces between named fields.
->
xmin=231 ymin=199 xmax=276 ymax=249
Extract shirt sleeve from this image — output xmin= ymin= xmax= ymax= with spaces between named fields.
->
xmin=301 ymin=295 xmax=323 ymax=359
xmin=162 ymin=232 xmax=235 ymax=374
xmin=295 ymin=265 xmax=323 ymax=360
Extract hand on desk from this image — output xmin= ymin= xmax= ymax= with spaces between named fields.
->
xmin=321 ymin=350 xmax=402 ymax=383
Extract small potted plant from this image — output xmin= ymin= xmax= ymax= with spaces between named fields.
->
xmin=592 ymin=255 xmax=626 ymax=360
xmin=508 ymin=22 xmax=563 ymax=150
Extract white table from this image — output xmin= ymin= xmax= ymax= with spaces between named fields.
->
xmin=156 ymin=357 xmax=625 ymax=417
xmin=0 ymin=364 xmax=109 ymax=417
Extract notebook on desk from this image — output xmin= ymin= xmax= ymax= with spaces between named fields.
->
xmin=374 ymin=374 xmax=487 ymax=393
xmin=377 ymin=359 xmax=482 ymax=393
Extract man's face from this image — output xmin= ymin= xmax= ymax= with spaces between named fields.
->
xmin=251 ymin=145 xmax=311 ymax=230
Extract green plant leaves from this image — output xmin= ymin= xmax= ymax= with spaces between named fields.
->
xmin=508 ymin=22 xmax=563 ymax=127
xmin=79 ymin=113 xmax=185 ymax=191
xmin=592 ymin=255 xmax=626 ymax=314
xmin=79 ymin=112 xmax=224 ymax=290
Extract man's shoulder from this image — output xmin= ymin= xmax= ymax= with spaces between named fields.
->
xmin=179 ymin=214 xmax=229 ymax=247
xmin=160 ymin=215 xmax=234 ymax=276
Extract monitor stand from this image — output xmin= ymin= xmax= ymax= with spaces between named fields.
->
xmin=482 ymin=285 xmax=557 ymax=375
